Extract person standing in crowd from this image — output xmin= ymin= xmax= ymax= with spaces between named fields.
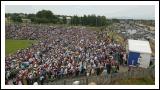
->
xmin=106 ymin=60 xmax=111 ymax=74
xmin=40 ymin=75 xmax=44 ymax=85
xmin=122 ymin=52 xmax=127 ymax=66
xmin=22 ymin=76 xmax=28 ymax=85
xmin=115 ymin=62 xmax=119 ymax=72
xmin=102 ymin=61 xmax=108 ymax=79
xmin=96 ymin=62 xmax=101 ymax=76
xmin=120 ymin=52 xmax=123 ymax=65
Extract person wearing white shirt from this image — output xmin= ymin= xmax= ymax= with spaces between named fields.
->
xmin=137 ymin=56 xmax=142 ymax=67
xmin=33 ymin=82 xmax=38 ymax=85
xmin=18 ymin=81 xmax=22 ymax=85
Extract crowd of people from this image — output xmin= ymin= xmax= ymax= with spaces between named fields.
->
xmin=5 ymin=24 xmax=127 ymax=85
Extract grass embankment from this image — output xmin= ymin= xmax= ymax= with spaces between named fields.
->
xmin=112 ymin=77 xmax=155 ymax=85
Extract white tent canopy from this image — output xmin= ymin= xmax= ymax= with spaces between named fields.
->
xmin=128 ymin=39 xmax=152 ymax=54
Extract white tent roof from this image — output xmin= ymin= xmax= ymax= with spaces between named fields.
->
xmin=128 ymin=39 xmax=152 ymax=54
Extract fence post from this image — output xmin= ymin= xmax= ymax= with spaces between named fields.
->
xmin=86 ymin=77 xmax=88 ymax=85
xmin=110 ymin=73 xmax=112 ymax=84
xmin=64 ymin=80 xmax=66 ymax=85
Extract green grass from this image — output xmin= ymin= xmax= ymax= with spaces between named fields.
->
xmin=5 ymin=39 xmax=36 ymax=55
xmin=112 ymin=77 xmax=155 ymax=85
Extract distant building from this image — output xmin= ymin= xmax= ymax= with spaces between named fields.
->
xmin=128 ymin=20 xmax=135 ymax=24
xmin=58 ymin=16 xmax=71 ymax=24
xmin=19 ymin=13 xmax=26 ymax=18
xmin=66 ymin=16 xmax=71 ymax=24
xmin=127 ymin=29 xmax=137 ymax=35
xmin=66 ymin=17 xmax=71 ymax=24
xmin=58 ymin=16 xmax=63 ymax=19
xmin=66 ymin=16 xmax=71 ymax=19
xmin=22 ymin=18 xmax=31 ymax=23
xmin=119 ymin=19 xmax=126 ymax=24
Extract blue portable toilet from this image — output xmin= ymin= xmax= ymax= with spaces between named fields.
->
xmin=127 ymin=39 xmax=152 ymax=68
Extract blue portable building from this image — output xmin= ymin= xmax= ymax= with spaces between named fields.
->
xmin=127 ymin=39 xmax=152 ymax=68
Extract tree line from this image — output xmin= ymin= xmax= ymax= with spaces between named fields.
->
xmin=5 ymin=10 xmax=113 ymax=27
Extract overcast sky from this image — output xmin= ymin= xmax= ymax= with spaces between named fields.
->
xmin=5 ymin=5 xmax=155 ymax=20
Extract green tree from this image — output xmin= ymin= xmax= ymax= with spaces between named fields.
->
xmin=27 ymin=14 xmax=36 ymax=22
xmin=112 ymin=18 xmax=120 ymax=23
xmin=71 ymin=15 xmax=80 ymax=25
xmin=36 ymin=10 xmax=54 ymax=23
xmin=62 ymin=16 xmax=67 ymax=24
xmin=11 ymin=13 xmax=22 ymax=22
xmin=82 ymin=15 xmax=87 ymax=25
xmin=36 ymin=10 xmax=53 ymax=19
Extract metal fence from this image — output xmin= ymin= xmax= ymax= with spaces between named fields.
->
xmin=45 ymin=68 xmax=154 ymax=85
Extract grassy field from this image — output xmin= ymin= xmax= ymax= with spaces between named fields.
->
xmin=5 ymin=39 xmax=36 ymax=55
xmin=112 ymin=77 xmax=155 ymax=85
